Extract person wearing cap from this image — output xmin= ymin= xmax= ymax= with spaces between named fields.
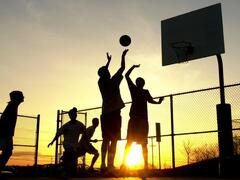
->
xmin=98 ymin=49 xmax=128 ymax=171
xmin=0 ymin=91 xmax=24 ymax=172
xmin=48 ymin=107 xmax=85 ymax=176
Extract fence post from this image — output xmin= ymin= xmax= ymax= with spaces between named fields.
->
xmin=55 ymin=110 xmax=60 ymax=165
xmin=216 ymin=54 xmax=234 ymax=177
xmin=34 ymin=114 xmax=40 ymax=167
xmin=156 ymin=122 xmax=161 ymax=169
xmin=83 ymin=112 xmax=87 ymax=169
xmin=59 ymin=110 xmax=63 ymax=162
xmin=84 ymin=112 xmax=87 ymax=127
xmin=170 ymin=95 xmax=175 ymax=169
xmin=151 ymin=137 xmax=154 ymax=168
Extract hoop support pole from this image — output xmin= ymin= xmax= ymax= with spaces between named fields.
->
xmin=216 ymin=54 xmax=225 ymax=104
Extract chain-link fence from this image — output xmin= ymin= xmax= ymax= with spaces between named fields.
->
xmin=55 ymin=83 xmax=240 ymax=169
xmin=0 ymin=113 xmax=40 ymax=166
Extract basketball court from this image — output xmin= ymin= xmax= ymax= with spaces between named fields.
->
xmin=5 ymin=177 xmax=232 ymax=180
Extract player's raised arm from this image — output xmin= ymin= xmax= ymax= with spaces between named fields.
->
xmin=125 ymin=64 xmax=140 ymax=78
xmin=118 ymin=49 xmax=128 ymax=74
xmin=106 ymin=52 xmax=112 ymax=69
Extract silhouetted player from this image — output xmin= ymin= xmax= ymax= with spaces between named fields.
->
xmin=98 ymin=49 xmax=128 ymax=170
xmin=121 ymin=65 xmax=164 ymax=169
xmin=76 ymin=118 xmax=99 ymax=171
xmin=0 ymin=91 xmax=24 ymax=172
xmin=48 ymin=107 xmax=85 ymax=175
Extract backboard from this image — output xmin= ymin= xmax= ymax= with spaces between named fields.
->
xmin=161 ymin=3 xmax=225 ymax=66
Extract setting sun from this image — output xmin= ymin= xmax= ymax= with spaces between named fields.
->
xmin=125 ymin=143 xmax=144 ymax=169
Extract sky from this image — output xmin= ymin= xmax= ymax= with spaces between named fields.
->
xmin=0 ymin=0 xmax=240 ymax=166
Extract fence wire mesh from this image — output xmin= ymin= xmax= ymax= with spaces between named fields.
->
xmin=56 ymin=83 xmax=240 ymax=169
xmin=0 ymin=114 xmax=40 ymax=166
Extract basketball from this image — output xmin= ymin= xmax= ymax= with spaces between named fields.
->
xmin=119 ymin=35 xmax=131 ymax=47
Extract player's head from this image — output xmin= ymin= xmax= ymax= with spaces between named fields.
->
xmin=9 ymin=91 xmax=24 ymax=104
xmin=136 ymin=77 xmax=145 ymax=89
xmin=92 ymin=118 xmax=99 ymax=128
xmin=68 ymin=107 xmax=77 ymax=121
xmin=98 ymin=66 xmax=110 ymax=79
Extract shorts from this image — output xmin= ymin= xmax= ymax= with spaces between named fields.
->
xmin=0 ymin=136 xmax=13 ymax=151
xmin=101 ymin=110 xmax=121 ymax=140
xmin=126 ymin=116 xmax=148 ymax=145
xmin=77 ymin=143 xmax=98 ymax=157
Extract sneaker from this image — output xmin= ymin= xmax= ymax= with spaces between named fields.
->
xmin=88 ymin=167 xmax=98 ymax=172
xmin=59 ymin=171 xmax=68 ymax=179
xmin=107 ymin=165 xmax=117 ymax=172
xmin=120 ymin=164 xmax=128 ymax=171
xmin=100 ymin=163 xmax=107 ymax=171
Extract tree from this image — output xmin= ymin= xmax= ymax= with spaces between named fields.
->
xmin=192 ymin=144 xmax=218 ymax=162
xmin=233 ymin=135 xmax=240 ymax=155
xmin=182 ymin=140 xmax=194 ymax=164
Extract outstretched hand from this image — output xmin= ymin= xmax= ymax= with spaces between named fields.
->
xmin=158 ymin=97 xmax=164 ymax=104
xmin=92 ymin=139 xmax=98 ymax=143
xmin=106 ymin=52 xmax=112 ymax=62
xmin=47 ymin=142 xmax=53 ymax=148
xmin=133 ymin=64 xmax=140 ymax=68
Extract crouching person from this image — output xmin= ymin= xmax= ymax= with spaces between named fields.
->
xmin=76 ymin=118 xmax=99 ymax=171
xmin=48 ymin=107 xmax=85 ymax=176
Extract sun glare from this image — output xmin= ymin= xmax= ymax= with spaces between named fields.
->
xmin=125 ymin=143 xmax=144 ymax=169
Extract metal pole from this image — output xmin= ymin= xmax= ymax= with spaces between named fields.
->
xmin=216 ymin=54 xmax=225 ymax=104
xmin=170 ymin=95 xmax=175 ymax=169
xmin=151 ymin=137 xmax=154 ymax=168
xmin=55 ymin=110 xmax=60 ymax=165
xmin=59 ymin=110 xmax=63 ymax=162
xmin=158 ymin=142 xmax=161 ymax=170
xmin=84 ymin=112 xmax=87 ymax=127
xmin=34 ymin=114 xmax=40 ymax=167
xmin=216 ymin=54 xmax=234 ymax=176
xmin=83 ymin=112 xmax=87 ymax=169
xmin=156 ymin=122 xmax=161 ymax=169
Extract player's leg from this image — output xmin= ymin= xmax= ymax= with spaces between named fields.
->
xmin=108 ymin=110 xmax=122 ymax=169
xmin=89 ymin=152 xmax=99 ymax=170
xmin=121 ymin=117 xmax=135 ymax=168
xmin=101 ymin=138 xmax=109 ymax=170
xmin=88 ymin=145 xmax=99 ymax=170
xmin=0 ymin=150 xmax=12 ymax=170
xmin=100 ymin=114 xmax=109 ymax=170
xmin=142 ymin=143 xmax=148 ymax=170
xmin=0 ymin=137 xmax=13 ymax=171
xmin=121 ymin=140 xmax=132 ymax=169
xmin=63 ymin=148 xmax=77 ymax=176
xmin=108 ymin=138 xmax=117 ymax=169
xmin=62 ymin=149 xmax=71 ymax=175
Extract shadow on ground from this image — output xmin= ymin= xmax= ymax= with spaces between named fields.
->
xmin=3 ymin=155 xmax=240 ymax=179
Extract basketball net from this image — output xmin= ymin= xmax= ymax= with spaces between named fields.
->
xmin=171 ymin=41 xmax=194 ymax=64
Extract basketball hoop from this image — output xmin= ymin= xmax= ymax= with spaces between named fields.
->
xmin=171 ymin=41 xmax=194 ymax=63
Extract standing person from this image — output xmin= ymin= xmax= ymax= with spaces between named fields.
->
xmin=0 ymin=91 xmax=24 ymax=172
xmin=98 ymin=49 xmax=128 ymax=170
xmin=48 ymin=107 xmax=85 ymax=176
xmin=76 ymin=118 xmax=99 ymax=171
xmin=121 ymin=65 xmax=164 ymax=170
